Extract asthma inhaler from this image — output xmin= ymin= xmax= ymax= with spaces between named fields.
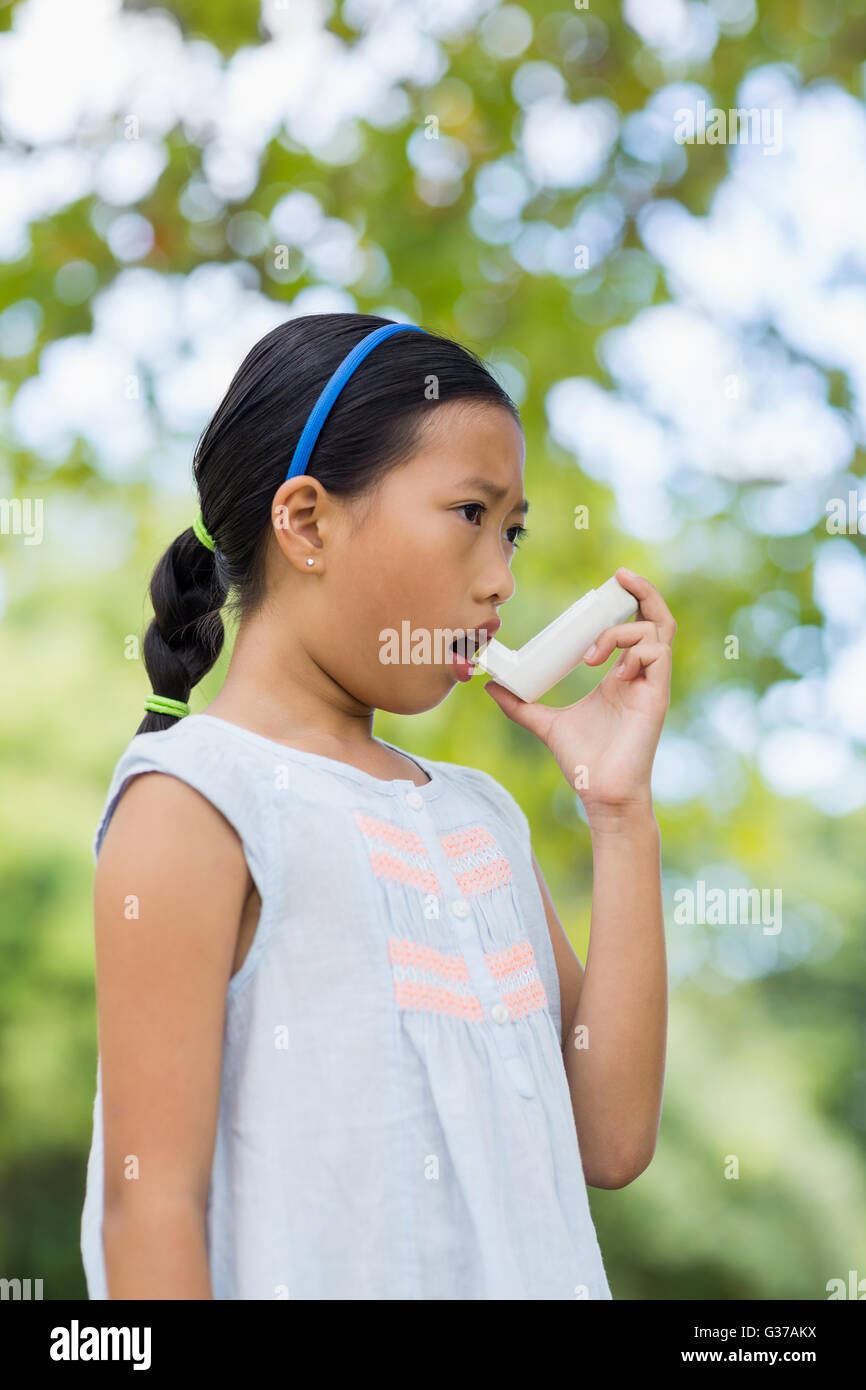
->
xmin=473 ymin=575 xmax=639 ymax=703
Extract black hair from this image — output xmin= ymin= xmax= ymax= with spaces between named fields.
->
xmin=135 ymin=312 xmax=521 ymax=734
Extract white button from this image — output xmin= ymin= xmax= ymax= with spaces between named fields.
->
xmin=450 ymin=899 xmax=470 ymax=919
xmin=405 ymin=790 xmax=424 ymax=809
xmin=491 ymin=1002 xmax=509 ymax=1025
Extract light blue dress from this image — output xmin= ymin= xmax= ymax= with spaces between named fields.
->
xmin=80 ymin=713 xmax=613 ymax=1300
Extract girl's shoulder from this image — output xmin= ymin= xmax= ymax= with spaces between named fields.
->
xmin=93 ymin=713 xmax=274 ymax=865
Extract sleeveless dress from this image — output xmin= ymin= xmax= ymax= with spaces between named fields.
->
xmin=79 ymin=713 xmax=613 ymax=1300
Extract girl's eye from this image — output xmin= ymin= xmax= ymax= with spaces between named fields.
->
xmin=459 ymin=502 xmax=529 ymax=549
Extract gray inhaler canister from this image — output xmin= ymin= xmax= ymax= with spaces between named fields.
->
xmin=473 ymin=575 xmax=639 ymax=702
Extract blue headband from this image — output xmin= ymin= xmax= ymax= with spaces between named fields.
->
xmin=285 ymin=322 xmax=429 ymax=481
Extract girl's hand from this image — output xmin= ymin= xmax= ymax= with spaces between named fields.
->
xmin=482 ymin=568 xmax=675 ymax=823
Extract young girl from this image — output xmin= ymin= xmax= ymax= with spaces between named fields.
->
xmin=80 ymin=312 xmax=674 ymax=1300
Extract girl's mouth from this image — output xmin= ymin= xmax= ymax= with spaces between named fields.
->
xmin=447 ymin=633 xmax=477 ymax=682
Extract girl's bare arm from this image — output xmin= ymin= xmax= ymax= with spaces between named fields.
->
xmin=562 ymin=808 xmax=666 ymax=1187
xmin=93 ymin=771 xmax=250 ymax=1298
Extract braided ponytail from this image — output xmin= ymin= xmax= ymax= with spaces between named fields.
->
xmin=135 ymin=522 xmax=227 ymax=734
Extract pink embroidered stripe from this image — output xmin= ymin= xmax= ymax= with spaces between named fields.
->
xmin=393 ymin=981 xmax=484 ymax=1022
xmin=438 ymin=824 xmax=513 ymax=897
xmin=484 ymin=941 xmax=548 ymax=1020
xmin=352 ymin=812 xmax=428 ymax=855
xmin=499 ymin=980 xmax=548 ymax=1021
xmin=387 ymin=936 xmax=483 ymax=1020
xmin=368 ymin=851 xmax=440 ymax=893
xmin=352 ymin=811 xmax=442 ymax=894
xmin=388 ymin=937 xmax=469 ymax=981
xmin=485 ymin=941 xmax=537 ymax=980
xmin=353 ymin=815 xmax=516 ymax=902
xmin=438 ymin=825 xmax=498 ymax=856
xmin=387 ymin=937 xmax=547 ymax=1024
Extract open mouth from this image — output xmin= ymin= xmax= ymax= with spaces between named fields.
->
xmin=449 ymin=632 xmax=483 ymax=661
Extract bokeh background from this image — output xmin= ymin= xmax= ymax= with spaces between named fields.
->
xmin=1 ymin=0 xmax=865 ymax=1300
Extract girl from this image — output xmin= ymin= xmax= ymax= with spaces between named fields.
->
xmin=80 ymin=313 xmax=674 ymax=1300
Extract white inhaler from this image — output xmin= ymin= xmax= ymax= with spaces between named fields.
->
xmin=473 ymin=575 xmax=639 ymax=703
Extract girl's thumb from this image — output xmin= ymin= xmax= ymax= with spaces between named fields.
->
xmin=482 ymin=679 xmax=551 ymax=741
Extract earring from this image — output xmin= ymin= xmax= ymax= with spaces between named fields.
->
xmin=306 ymin=557 xmax=315 ymax=566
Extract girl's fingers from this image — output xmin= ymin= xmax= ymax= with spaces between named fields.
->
xmin=614 ymin=641 xmax=672 ymax=688
xmin=614 ymin=568 xmax=677 ymax=646
xmin=584 ymin=619 xmax=659 ymax=663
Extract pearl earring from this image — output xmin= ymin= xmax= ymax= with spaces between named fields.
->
xmin=306 ymin=557 xmax=315 ymax=566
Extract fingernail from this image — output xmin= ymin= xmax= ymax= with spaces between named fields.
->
xmin=584 ymin=642 xmax=598 ymax=659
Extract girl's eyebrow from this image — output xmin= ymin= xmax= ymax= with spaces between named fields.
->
xmin=456 ymin=476 xmax=530 ymax=516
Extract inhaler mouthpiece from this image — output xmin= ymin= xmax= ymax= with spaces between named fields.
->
xmin=473 ymin=575 xmax=639 ymax=703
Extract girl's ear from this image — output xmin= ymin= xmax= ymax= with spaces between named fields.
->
xmin=269 ymin=478 xmax=332 ymax=573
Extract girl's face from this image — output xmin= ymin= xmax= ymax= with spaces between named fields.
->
xmin=271 ymin=402 xmax=528 ymax=717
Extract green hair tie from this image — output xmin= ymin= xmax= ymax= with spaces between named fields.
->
xmin=144 ymin=695 xmax=190 ymax=719
xmin=192 ymin=512 xmax=215 ymax=551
